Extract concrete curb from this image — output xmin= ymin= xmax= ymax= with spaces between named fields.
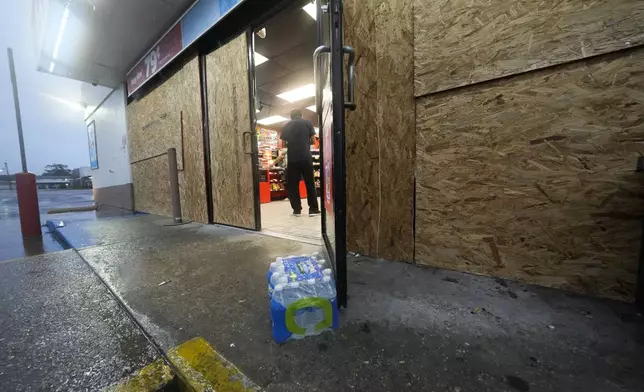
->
xmin=168 ymin=337 xmax=261 ymax=392
xmin=103 ymin=337 xmax=261 ymax=392
xmin=104 ymin=359 xmax=176 ymax=392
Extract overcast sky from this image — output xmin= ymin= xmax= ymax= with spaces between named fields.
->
xmin=0 ymin=1 xmax=88 ymax=175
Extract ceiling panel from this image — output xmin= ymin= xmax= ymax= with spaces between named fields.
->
xmin=253 ymin=6 xmax=316 ymax=60
xmin=272 ymin=42 xmax=317 ymax=72
xmin=258 ymin=68 xmax=313 ymax=96
xmin=254 ymin=61 xmax=290 ymax=89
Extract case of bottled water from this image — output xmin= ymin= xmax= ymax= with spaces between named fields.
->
xmin=267 ymin=253 xmax=338 ymax=343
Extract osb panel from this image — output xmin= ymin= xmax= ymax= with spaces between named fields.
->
xmin=345 ymin=0 xmax=415 ymax=262
xmin=206 ymin=33 xmax=255 ymax=229
xmin=414 ymin=0 xmax=644 ymax=97
xmin=178 ymin=59 xmax=208 ymax=224
xmin=415 ymin=50 xmax=644 ymax=301
xmin=127 ymin=57 xmax=207 ymax=223
xmin=126 ymin=79 xmax=183 ymax=168
xmin=132 ymin=156 xmax=171 ymax=217
xmin=345 ymin=0 xmax=380 ymax=256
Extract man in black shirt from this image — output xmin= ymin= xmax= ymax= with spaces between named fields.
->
xmin=279 ymin=110 xmax=320 ymax=216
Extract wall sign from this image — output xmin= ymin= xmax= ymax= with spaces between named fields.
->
xmin=87 ymin=121 xmax=99 ymax=170
xmin=127 ymin=25 xmax=183 ymax=95
xmin=126 ymin=0 xmax=245 ymax=97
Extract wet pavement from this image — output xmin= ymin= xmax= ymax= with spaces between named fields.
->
xmin=0 ymin=250 xmax=158 ymax=391
xmin=54 ymin=214 xmax=202 ymax=250
xmin=0 ymin=189 xmax=95 ymax=261
xmin=58 ymin=214 xmax=644 ymax=392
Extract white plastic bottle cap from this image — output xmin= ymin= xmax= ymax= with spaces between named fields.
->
xmin=317 ymin=259 xmax=326 ymax=266
xmin=270 ymin=263 xmax=285 ymax=274
xmin=323 ymin=269 xmax=332 ymax=276
xmin=270 ymin=272 xmax=283 ymax=285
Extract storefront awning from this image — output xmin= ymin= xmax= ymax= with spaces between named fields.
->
xmin=32 ymin=0 xmax=196 ymax=87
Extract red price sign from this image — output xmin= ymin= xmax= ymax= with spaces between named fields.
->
xmin=127 ymin=24 xmax=183 ymax=96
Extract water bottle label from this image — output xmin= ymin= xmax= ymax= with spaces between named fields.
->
xmin=283 ymin=256 xmax=323 ymax=282
xmin=295 ymin=307 xmax=325 ymax=333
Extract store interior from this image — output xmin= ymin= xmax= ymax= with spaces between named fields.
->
xmin=253 ymin=2 xmax=321 ymax=241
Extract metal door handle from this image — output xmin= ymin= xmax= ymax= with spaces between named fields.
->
xmin=314 ymin=45 xmax=331 ymax=115
xmin=343 ymin=46 xmax=356 ymax=111
xmin=242 ymin=131 xmax=253 ymax=155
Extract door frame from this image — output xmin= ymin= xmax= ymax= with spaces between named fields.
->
xmin=246 ymin=28 xmax=262 ymax=231
xmin=244 ymin=0 xmax=350 ymax=307
xmin=245 ymin=0 xmax=314 ymax=232
xmin=317 ymin=0 xmax=349 ymax=308
xmin=329 ymin=0 xmax=348 ymax=308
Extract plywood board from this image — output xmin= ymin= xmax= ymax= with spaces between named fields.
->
xmin=178 ymin=59 xmax=209 ymax=224
xmin=206 ymin=33 xmax=256 ymax=229
xmin=414 ymin=0 xmax=644 ymax=97
xmin=345 ymin=0 xmax=415 ymax=262
xmin=345 ymin=0 xmax=380 ymax=256
xmin=127 ymin=57 xmax=207 ymax=223
xmin=415 ymin=49 xmax=644 ymax=301
xmin=127 ymin=82 xmax=183 ymax=168
xmin=132 ymin=155 xmax=171 ymax=217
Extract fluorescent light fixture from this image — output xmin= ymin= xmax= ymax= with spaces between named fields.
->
xmin=306 ymin=105 xmax=316 ymax=112
xmin=49 ymin=61 xmax=56 ymax=73
xmin=254 ymin=52 xmax=269 ymax=66
xmin=40 ymin=93 xmax=85 ymax=111
xmin=303 ymin=3 xmax=316 ymax=20
xmin=52 ymin=7 xmax=70 ymax=60
xmin=277 ymin=83 xmax=316 ymax=103
xmin=257 ymin=115 xmax=288 ymax=125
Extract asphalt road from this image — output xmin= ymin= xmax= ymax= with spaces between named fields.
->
xmin=0 ymin=190 xmax=161 ymax=390
xmin=0 ymin=189 xmax=94 ymax=261
xmin=0 ymin=250 xmax=159 ymax=391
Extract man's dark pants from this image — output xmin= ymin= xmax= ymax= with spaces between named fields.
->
xmin=286 ymin=160 xmax=319 ymax=213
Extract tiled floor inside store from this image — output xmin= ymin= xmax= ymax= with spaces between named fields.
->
xmin=261 ymin=198 xmax=322 ymax=242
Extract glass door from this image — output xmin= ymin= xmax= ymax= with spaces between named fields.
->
xmin=315 ymin=0 xmax=356 ymax=308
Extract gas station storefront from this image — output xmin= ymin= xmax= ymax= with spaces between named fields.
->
xmin=116 ymin=0 xmax=352 ymax=306
xmin=34 ymin=0 xmax=644 ymax=303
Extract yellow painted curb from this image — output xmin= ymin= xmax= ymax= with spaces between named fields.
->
xmin=104 ymin=358 xmax=175 ymax=392
xmin=168 ymin=337 xmax=260 ymax=392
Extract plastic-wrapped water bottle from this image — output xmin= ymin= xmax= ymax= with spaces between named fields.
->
xmin=269 ymin=273 xmax=287 ymax=296
xmin=269 ymin=254 xmax=339 ymax=343
xmin=316 ymin=275 xmax=337 ymax=299
xmin=267 ymin=257 xmax=288 ymax=296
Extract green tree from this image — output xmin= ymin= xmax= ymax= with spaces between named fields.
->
xmin=43 ymin=164 xmax=73 ymax=177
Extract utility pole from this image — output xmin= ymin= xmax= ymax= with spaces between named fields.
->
xmin=7 ymin=48 xmax=27 ymax=172
xmin=4 ymin=162 xmax=11 ymax=190
xmin=7 ymin=47 xmax=41 ymax=237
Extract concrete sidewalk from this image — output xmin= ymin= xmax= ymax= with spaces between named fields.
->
xmin=45 ymin=213 xmax=644 ymax=392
